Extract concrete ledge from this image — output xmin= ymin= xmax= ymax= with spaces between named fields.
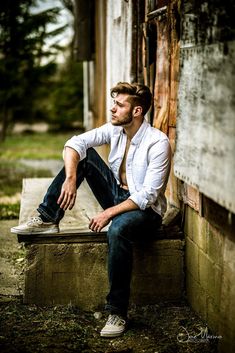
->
xmin=24 ymin=238 xmax=184 ymax=310
xmin=18 ymin=178 xmax=107 ymax=232
xmin=16 ymin=178 xmax=185 ymax=310
xmin=17 ymin=223 xmax=183 ymax=244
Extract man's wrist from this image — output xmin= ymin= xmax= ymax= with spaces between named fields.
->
xmin=105 ymin=207 xmax=115 ymax=219
xmin=65 ymin=175 xmax=76 ymax=182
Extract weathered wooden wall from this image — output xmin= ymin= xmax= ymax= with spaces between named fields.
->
xmin=105 ymin=1 xmax=134 ymax=117
xmin=144 ymin=1 xmax=181 ymax=208
xmin=174 ymin=0 xmax=235 ymax=213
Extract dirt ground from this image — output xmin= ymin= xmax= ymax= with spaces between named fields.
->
xmin=0 ymin=220 xmax=219 ymax=353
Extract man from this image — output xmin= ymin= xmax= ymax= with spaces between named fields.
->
xmin=11 ymin=82 xmax=171 ymax=338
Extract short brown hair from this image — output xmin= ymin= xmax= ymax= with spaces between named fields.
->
xmin=110 ymin=82 xmax=152 ymax=116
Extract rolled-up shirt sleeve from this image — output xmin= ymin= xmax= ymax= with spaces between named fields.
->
xmin=129 ymin=139 xmax=171 ymax=210
xmin=63 ymin=123 xmax=111 ymax=160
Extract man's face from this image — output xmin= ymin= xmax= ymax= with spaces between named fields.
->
xmin=110 ymin=94 xmax=133 ymax=126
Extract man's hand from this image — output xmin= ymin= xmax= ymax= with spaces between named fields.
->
xmin=89 ymin=209 xmax=112 ymax=232
xmin=89 ymin=199 xmax=139 ymax=232
xmin=57 ymin=178 xmax=77 ymax=211
xmin=59 ymin=146 xmax=80 ymax=211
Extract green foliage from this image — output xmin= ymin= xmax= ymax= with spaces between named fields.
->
xmin=0 ymin=204 xmax=20 ymax=220
xmin=48 ymin=60 xmax=83 ymax=129
xmin=0 ymin=0 xmax=67 ymax=140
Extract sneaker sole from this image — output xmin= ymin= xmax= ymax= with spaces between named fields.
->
xmin=100 ymin=329 xmax=125 ymax=338
xmin=10 ymin=227 xmax=59 ymax=235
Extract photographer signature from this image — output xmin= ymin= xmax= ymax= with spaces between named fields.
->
xmin=177 ymin=325 xmax=222 ymax=343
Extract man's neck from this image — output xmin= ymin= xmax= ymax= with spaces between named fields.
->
xmin=123 ymin=118 xmax=144 ymax=140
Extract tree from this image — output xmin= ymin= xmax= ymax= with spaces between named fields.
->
xmin=48 ymin=59 xmax=83 ymax=130
xmin=0 ymin=0 xmax=66 ymax=141
xmin=34 ymin=0 xmax=84 ymax=131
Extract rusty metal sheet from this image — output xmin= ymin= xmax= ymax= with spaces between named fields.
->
xmin=174 ymin=5 xmax=235 ymax=213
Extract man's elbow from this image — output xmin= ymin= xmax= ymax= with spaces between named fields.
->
xmin=63 ymin=147 xmax=80 ymax=161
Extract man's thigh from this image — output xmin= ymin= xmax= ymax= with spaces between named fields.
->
xmin=108 ymin=208 xmax=161 ymax=242
xmin=84 ymin=148 xmax=118 ymax=209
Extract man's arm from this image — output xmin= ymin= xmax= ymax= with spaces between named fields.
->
xmin=58 ymin=146 xmax=138 ymax=230
xmin=57 ymin=147 xmax=80 ymax=210
xmin=89 ymin=198 xmax=139 ymax=233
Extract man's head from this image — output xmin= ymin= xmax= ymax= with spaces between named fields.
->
xmin=111 ymin=82 xmax=152 ymax=116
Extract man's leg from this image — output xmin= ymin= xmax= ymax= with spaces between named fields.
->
xmin=100 ymin=207 xmax=162 ymax=337
xmin=37 ymin=148 xmax=117 ymax=223
xmin=11 ymin=148 xmax=118 ymax=234
xmin=105 ymin=208 xmax=162 ymax=317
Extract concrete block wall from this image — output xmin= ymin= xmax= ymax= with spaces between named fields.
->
xmin=184 ymin=205 xmax=235 ymax=353
xmin=24 ymin=239 xmax=184 ymax=311
xmin=19 ymin=178 xmax=185 ymax=311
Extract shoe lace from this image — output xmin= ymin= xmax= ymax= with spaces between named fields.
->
xmin=27 ymin=217 xmax=43 ymax=226
xmin=107 ymin=315 xmax=126 ymax=326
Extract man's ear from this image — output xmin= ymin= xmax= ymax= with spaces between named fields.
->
xmin=133 ymin=106 xmax=143 ymax=117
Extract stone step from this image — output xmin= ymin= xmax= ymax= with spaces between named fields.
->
xmin=15 ymin=178 xmax=185 ymax=310
xmin=17 ymin=223 xmax=183 ymax=244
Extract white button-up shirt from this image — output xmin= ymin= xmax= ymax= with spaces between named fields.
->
xmin=64 ymin=119 xmax=171 ymax=217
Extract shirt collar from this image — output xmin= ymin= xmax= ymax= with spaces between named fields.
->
xmin=130 ymin=119 xmax=149 ymax=146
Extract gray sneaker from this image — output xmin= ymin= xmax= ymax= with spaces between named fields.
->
xmin=100 ymin=314 xmax=126 ymax=338
xmin=10 ymin=216 xmax=59 ymax=234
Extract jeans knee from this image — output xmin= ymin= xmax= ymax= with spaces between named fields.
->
xmin=86 ymin=147 xmax=97 ymax=162
xmin=107 ymin=221 xmax=130 ymax=247
xmin=84 ymin=148 xmax=101 ymax=173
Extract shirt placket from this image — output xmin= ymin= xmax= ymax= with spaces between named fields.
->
xmin=125 ymin=143 xmax=136 ymax=193
xmin=115 ymin=133 xmax=127 ymax=183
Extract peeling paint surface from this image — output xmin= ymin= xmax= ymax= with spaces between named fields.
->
xmin=174 ymin=0 xmax=235 ymax=213
xmin=105 ymin=0 xmax=133 ymax=117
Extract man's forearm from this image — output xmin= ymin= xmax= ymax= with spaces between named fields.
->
xmin=89 ymin=198 xmax=139 ymax=232
xmin=57 ymin=147 xmax=80 ymax=210
xmin=64 ymin=147 xmax=80 ymax=180
xmin=106 ymin=198 xmax=139 ymax=219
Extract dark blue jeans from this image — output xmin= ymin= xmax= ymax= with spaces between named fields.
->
xmin=38 ymin=148 xmax=162 ymax=316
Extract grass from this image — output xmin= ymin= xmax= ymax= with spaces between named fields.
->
xmin=0 ymin=161 xmax=53 ymax=219
xmin=0 ymin=130 xmax=75 ymax=219
xmin=0 ymin=130 xmax=76 ymax=160
xmin=0 ymin=160 xmax=53 ymax=197
xmin=0 ymin=204 xmax=21 ymax=220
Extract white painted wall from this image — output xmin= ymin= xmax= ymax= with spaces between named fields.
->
xmin=105 ymin=0 xmax=133 ymax=121
xmin=83 ymin=61 xmax=95 ymax=131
